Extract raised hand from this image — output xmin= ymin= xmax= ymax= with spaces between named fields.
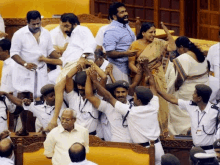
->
xmin=88 ymin=68 xmax=98 ymax=82
xmin=161 ymin=22 xmax=170 ymax=35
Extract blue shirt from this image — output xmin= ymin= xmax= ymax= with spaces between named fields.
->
xmin=103 ymin=20 xmax=135 ymax=73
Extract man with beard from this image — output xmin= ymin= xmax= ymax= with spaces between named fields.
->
xmin=85 ymin=59 xmax=164 ymax=165
xmin=10 ymin=10 xmax=60 ymax=135
xmin=103 ymin=2 xmax=137 ymax=82
xmin=49 ymin=13 xmax=70 ymax=55
xmin=39 ymin=13 xmax=97 ymax=132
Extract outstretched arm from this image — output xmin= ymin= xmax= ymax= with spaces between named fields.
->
xmin=89 ymin=69 xmax=117 ymax=107
xmin=85 ymin=71 xmax=101 ymax=109
xmin=161 ymin=22 xmax=176 ymax=52
xmin=38 ymin=56 xmax=62 ymax=65
xmin=0 ymin=91 xmax=22 ymax=107
xmin=128 ymin=63 xmax=142 ymax=96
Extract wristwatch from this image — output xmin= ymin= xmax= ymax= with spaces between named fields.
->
xmin=23 ymin=63 xmax=28 ymax=67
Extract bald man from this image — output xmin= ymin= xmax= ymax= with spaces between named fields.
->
xmin=0 ymin=138 xmax=14 ymax=165
xmin=68 ymin=143 xmax=97 ymax=165
xmin=44 ymin=108 xmax=89 ymax=165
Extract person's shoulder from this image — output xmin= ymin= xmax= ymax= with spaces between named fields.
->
xmin=42 ymin=27 xmax=51 ymax=35
xmin=209 ymin=43 xmax=220 ymax=50
xmin=13 ymin=26 xmax=28 ymax=35
xmin=75 ymin=123 xmax=88 ymax=132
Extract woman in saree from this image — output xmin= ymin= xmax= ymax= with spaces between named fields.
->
xmin=128 ymin=22 xmax=176 ymax=134
xmin=168 ymin=36 xmax=208 ymax=135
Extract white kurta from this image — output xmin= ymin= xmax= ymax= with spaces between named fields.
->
xmin=0 ymin=14 xmax=5 ymax=40
xmin=0 ymin=58 xmax=15 ymax=93
xmin=169 ymin=53 xmax=209 ymax=135
xmin=10 ymin=26 xmax=54 ymax=97
xmin=50 ymin=25 xmax=69 ymax=47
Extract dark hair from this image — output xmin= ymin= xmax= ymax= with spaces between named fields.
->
xmin=137 ymin=22 xmax=155 ymax=39
xmin=68 ymin=143 xmax=86 ymax=162
xmin=26 ymin=10 xmax=41 ymax=23
xmin=109 ymin=2 xmax=125 ymax=20
xmin=61 ymin=13 xmax=80 ymax=25
xmin=0 ymin=39 xmax=11 ymax=51
xmin=195 ymin=84 xmax=212 ymax=103
xmin=175 ymin=36 xmax=205 ymax=63
xmin=0 ymin=142 xmax=14 ymax=158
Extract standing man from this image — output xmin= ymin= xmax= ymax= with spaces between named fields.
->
xmin=103 ymin=2 xmax=137 ymax=82
xmin=50 ymin=13 xmax=71 ymax=55
xmin=44 ymin=108 xmax=89 ymax=165
xmin=39 ymin=13 xmax=97 ymax=132
xmin=10 ymin=10 xmax=60 ymax=135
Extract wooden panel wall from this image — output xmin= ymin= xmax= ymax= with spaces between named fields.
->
xmin=92 ymin=0 xmax=185 ymax=36
xmin=197 ymin=0 xmax=220 ymax=41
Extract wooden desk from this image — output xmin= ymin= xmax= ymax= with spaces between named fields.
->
xmin=161 ymin=136 xmax=193 ymax=165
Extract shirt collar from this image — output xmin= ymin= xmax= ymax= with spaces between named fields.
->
xmin=71 ymin=25 xmax=80 ymax=35
xmin=58 ymin=123 xmax=79 ymax=133
xmin=69 ymin=159 xmax=88 ymax=165
xmin=112 ymin=20 xmax=128 ymax=28
xmin=195 ymin=102 xmax=211 ymax=114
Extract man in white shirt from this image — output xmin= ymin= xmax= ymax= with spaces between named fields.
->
xmin=10 ymin=10 xmax=60 ymax=136
xmin=0 ymin=39 xmax=15 ymax=93
xmin=157 ymin=83 xmax=219 ymax=155
xmin=207 ymin=31 xmax=220 ymax=79
xmin=86 ymin=61 xmax=164 ymax=164
xmin=85 ymin=69 xmax=144 ymax=143
xmin=50 ymin=13 xmax=71 ymax=55
xmin=39 ymin=13 xmax=97 ymax=132
xmin=44 ymin=108 xmax=89 ymax=165
xmin=0 ymin=138 xmax=14 ymax=165
xmin=0 ymin=14 xmax=7 ymax=40
xmin=0 ymin=84 xmax=66 ymax=132
xmin=68 ymin=143 xmax=97 ymax=165
xmin=64 ymin=64 xmax=98 ymax=135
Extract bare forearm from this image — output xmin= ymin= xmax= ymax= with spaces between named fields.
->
xmin=85 ymin=76 xmax=94 ymax=98
xmin=12 ymin=55 xmax=26 ymax=66
xmin=157 ymin=89 xmax=178 ymax=105
xmin=106 ymin=51 xmax=128 ymax=58
xmin=4 ymin=93 xmax=23 ymax=106
xmin=49 ymin=50 xmax=61 ymax=59
xmin=167 ymin=35 xmax=176 ymax=51
xmin=43 ymin=58 xmax=62 ymax=65
xmin=129 ymin=63 xmax=138 ymax=73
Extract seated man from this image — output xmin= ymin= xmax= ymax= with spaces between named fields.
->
xmin=44 ymin=108 xmax=89 ymax=165
xmin=50 ymin=13 xmax=70 ymax=55
xmin=0 ymin=138 xmax=14 ymax=165
xmin=68 ymin=142 xmax=97 ymax=165
xmin=156 ymin=82 xmax=219 ymax=154
xmin=39 ymin=13 xmax=97 ymax=132
xmin=161 ymin=154 xmax=180 ymax=165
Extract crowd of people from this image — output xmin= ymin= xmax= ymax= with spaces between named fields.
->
xmin=0 ymin=1 xmax=219 ymax=165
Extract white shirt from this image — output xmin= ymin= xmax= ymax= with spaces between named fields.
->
xmin=0 ymin=58 xmax=15 ymax=93
xmin=178 ymin=99 xmax=219 ymax=146
xmin=0 ymin=157 xmax=14 ymax=165
xmin=0 ymin=14 xmax=5 ymax=40
xmin=209 ymin=75 xmax=220 ymax=104
xmin=207 ymin=43 xmax=220 ymax=78
xmin=69 ymin=159 xmax=97 ymax=165
xmin=67 ymin=91 xmax=98 ymax=133
xmin=115 ymin=96 xmax=160 ymax=143
xmin=0 ymin=97 xmax=16 ymax=133
xmin=10 ymin=26 xmax=54 ymax=96
xmin=95 ymin=24 xmax=109 ymax=52
xmin=61 ymin=25 xmax=96 ymax=67
xmin=44 ymin=124 xmax=89 ymax=165
xmin=98 ymin=100 xmax=132 ymax=143
xmin=23 ymin=101 xmax=66 ymax=130
xmin=50 ymin=26 xmax=69 ymax=47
